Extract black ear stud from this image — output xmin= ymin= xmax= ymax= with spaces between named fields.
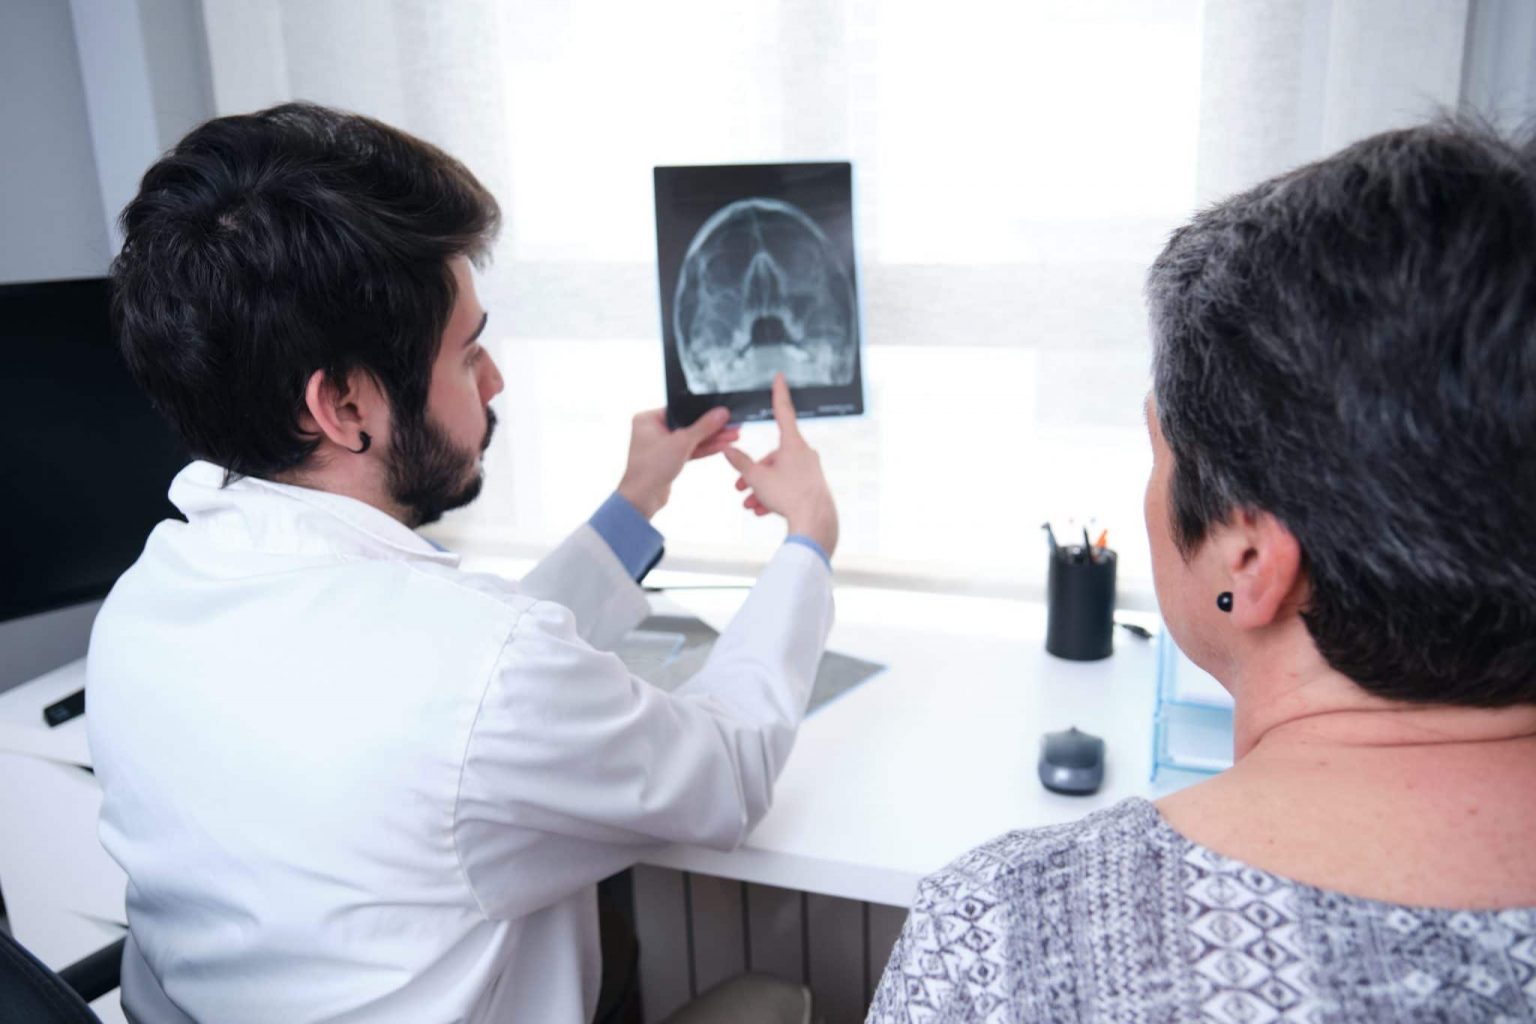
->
xmin=1216 ymin=592 xmax=1234 ymax=613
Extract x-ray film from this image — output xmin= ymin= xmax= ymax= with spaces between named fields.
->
xmin=655 ymin=162 xmax=865 ymax=427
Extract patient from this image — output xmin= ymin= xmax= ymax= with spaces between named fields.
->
xmin=869 ymin=122 xmax=1536 ymax=1021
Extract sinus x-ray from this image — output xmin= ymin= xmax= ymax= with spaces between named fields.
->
xmin=655 ymin=163 xmax=864 ymax=427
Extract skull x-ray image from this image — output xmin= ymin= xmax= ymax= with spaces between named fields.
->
xmin=655 ymin=163 xmax=864 ymax=427
xmin=674 ymin=198 xmax=857 ymax=393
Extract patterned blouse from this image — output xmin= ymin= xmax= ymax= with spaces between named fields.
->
xmin=868 ymin=797 xmax=1536 ymax=1022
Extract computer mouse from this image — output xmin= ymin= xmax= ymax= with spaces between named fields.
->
xmin=1038 ymin=726 xmax=1105 ymax=795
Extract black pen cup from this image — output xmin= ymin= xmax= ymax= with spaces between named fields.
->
xmin=1046 ymin=546 xmax=1116 ymax=660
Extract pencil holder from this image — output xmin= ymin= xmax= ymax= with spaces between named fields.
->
xmin=1046 ymin=545 xmax=1116 ymax=661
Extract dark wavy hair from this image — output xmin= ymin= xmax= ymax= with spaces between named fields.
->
xmin=111 ymin=102 xmax=501 ymax=481
xmin=1147 ymin=120 xmax=1536 ymax=707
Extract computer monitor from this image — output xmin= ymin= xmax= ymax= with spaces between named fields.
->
xmin=0 ymin=277 xmax=189 ymax=623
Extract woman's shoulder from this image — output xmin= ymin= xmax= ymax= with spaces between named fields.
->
xmin=929 ymin=796 xmax=1169 ymax=895
xmin=871 ymin=794 xmax=1536 ymax=1023
xmin=908 ymin=797 xmax=1184 ymax=929
xmin=868 ymin=798 xmax=1184 ymax=1023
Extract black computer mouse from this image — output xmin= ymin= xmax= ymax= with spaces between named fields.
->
xmin=1038 ymin=726 xmax=1105 ymax=795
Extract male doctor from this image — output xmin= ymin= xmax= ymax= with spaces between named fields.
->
xmin=87 ymin=103 xmax=838 ymax=1023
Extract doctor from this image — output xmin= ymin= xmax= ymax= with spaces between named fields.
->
xmin=88 ymin=102 xmax=837 ymax=1023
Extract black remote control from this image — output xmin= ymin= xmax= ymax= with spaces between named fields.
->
xmin=43 ymin=688 xmax=86 ymax=727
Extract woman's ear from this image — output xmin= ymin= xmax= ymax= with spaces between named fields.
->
xmin=300 ymin=368 xmax=384 ymax=454
xmin=1214 ymin=508 xmax=1304 ymax=629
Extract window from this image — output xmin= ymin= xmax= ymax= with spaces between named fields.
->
xmin=203 ymin=0 xmax=1484 ymax=600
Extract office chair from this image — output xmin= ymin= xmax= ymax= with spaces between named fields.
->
xmin=0 ymin=929 xmax=124 ymax=1024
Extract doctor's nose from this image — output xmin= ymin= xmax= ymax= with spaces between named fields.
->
xmin=480 ymin=350 xmax=505 ymax=402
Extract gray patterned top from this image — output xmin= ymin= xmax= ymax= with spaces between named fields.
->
xmin=868 ymin=797 xmax=1536 ymax=1023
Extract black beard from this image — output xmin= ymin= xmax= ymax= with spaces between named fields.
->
xmin=387 ymin=405 xmax=497 ymax=528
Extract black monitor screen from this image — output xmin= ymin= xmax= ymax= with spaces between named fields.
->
xmin=1 ymin=278 xmax=188 ymax=622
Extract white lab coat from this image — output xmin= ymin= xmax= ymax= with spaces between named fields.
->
xmin=86 ymin=461 xmax=833 ymax=1023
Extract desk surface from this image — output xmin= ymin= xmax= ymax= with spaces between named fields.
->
xmin=2 ymin=560 xmax=1169 ymax=912
xmin=640 ymin=577 xmax=1164 ymax=908
xmin=0 ymin=656 xmax=91 ymax=766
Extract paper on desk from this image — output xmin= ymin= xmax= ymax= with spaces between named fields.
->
xmin=614 ymin=614 xmax=884 ymax=715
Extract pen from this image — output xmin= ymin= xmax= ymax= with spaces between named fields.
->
xmin=1041 ymin=522 xmax=1059 ymax=559
xmin=1083 ymin=527 xmax=1095 ymax=564
xmin=642 ymin=584 xmax=754 ymax=592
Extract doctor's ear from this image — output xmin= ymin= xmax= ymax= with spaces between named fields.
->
xmin=300 ymin=368 xmax=387 ymax=455
xmin=1211 ymin=508 xmax=1304 ymax=629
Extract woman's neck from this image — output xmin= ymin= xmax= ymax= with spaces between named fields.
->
xmin=1225 ymin=627 xmax=1536 ymax=758
xmin=1160 ymin=646 xmax=1536 ymax=909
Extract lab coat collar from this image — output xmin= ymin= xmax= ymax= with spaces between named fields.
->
xmin=168 ymin=461 xmax=461 ymax=568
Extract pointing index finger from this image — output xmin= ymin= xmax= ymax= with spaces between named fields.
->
xmin=771 ymin=373 xmax=803 ymax=444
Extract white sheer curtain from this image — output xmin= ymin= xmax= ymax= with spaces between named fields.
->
xmin=199 ymin=0 xmax=1500 ymax=598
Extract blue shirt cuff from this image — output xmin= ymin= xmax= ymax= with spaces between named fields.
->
xmin=785 ymin=534 xmax=831 ymax=569
xmin=589 ymin=492 xmax=665 ymax=581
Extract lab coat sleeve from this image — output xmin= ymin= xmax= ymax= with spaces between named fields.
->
xmin=517 ymin=523 xmax=651 ymax=651
xmin=453 ymin=541 xmax=833 ymax=921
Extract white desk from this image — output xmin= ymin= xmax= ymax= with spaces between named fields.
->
xmin=611 ymin=572 xmax=1166 ymax=1020
xmin=641 ymin=581 xmax=1162 ymax=908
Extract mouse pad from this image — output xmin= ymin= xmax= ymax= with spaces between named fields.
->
xmin=616 ymin=614 xmax=885 ymax=715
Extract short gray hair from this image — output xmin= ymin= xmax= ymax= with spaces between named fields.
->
xmin=1147 ymin=120 xmax=1536 ymax=707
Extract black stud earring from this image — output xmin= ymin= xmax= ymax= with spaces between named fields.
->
xmin=1216 ymin=591 xmax=1234 ymax=613
xmin=350 ymin=431 xmax=371 ymax=455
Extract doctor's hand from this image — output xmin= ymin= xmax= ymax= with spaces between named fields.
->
xmin=723 ymin=375 xmax=839 ymax=558
xmin=617 ymin=407 xmax=740 ymax=519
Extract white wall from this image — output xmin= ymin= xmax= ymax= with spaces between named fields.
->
xmin=0 ymin=0 xmax=112 ymax=283
xmin=0 ymin=0 xmax=214 ymax=694
xmin=0 ymin=0 xmax=113 ymax=693
xmin=69 ymin=0 xmax=217 ymax=253
xmin=1463 ymin=0 xmax=1536 ymax=127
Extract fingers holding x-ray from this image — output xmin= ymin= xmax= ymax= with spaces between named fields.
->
xmin=736 ymin=451 xmax=778 ymax=514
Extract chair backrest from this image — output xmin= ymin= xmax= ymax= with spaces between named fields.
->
xmin=0 ymin=928 xmax=105 ymax=1024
